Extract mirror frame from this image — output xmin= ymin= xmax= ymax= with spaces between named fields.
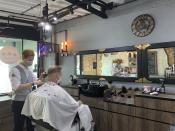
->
xmin=75 ymin=46 xmax=142 ymax=82
xmin=143 ymin=41 xmax=175 ymax=84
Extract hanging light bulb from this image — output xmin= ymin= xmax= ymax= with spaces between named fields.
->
xmin=53 ymin=16 xmax=57 ymax=21
xmin=44 ymin=22 xmax=52 ymax=31
xmin=38 ymin=21 xmax=45 ymax=27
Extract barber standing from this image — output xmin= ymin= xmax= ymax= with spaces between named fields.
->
xmin=9 ymin=49 xmax=44 ymax=131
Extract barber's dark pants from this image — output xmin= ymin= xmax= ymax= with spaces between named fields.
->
xmin=12 ymin=101 xmax=34 ymax=131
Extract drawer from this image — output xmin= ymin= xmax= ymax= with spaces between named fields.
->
xmin=0 ymin=100 xmax=12 ymax=118
xmin=0 ymin=116 xmax=13 ymax=131
xmin=135 ymin=117 xmax=170 ymax=131
xmin=135 ymin=96 xmax=175 ymax=112
xmin=80 ymin=95 xmax=107 ymax=110
xmin=64 ymin=88 xmax=79 ymax=97
xmin=135 ymin=107 xmax=175 ymax=124
xmin=108 ymin=103 xmax=135 ymax=116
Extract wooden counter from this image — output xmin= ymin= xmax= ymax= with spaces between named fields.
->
xmin=0 ymin=95 xmax=13 ymax=131
xmin=134 ymin=93 xmax=175 ymax=131
xmin=57 ymin=86 xmax=175 ymax=131
xmin=80 ymin=92 xmax=175 ymax=131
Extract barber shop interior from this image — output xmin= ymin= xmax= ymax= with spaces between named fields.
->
xmin=1 ymin=0 xmax=175 ymax=131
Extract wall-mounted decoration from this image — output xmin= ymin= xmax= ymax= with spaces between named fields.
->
xmin=38 ymin=41 xmax=54 ymax=56
xmin=131 ymin=14 xmax=155 ymax=37
xmin=56 ymin=30 xmax=69 ymax=56
xmin=134 ymin=43 xmax=150 ymax=50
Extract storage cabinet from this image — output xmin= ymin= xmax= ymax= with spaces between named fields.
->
xmin=59 ymin=87 xmax=175 ymax=131
xmin=111 ymin=113 xmax=128 ymax=131
xmin=0 ymin=116 xmax=13 ymax=131
xmin=91 ymin=109 xmax=111 ymax=131
xmin=135 ymin=118 xmax=170 ymax=131
xmin=0 ymin=98 xmax=13 ymax=131
xmin=134 ymin=94 xmax=175 ymax=131
xmin=80 ymin=95 xmax=111 ymax=131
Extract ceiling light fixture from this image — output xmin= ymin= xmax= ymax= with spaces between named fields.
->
xmin=53 ymin=16 xmax=57 ymax=21
xmin=44 ymin=22 xmax=52 ymax=30
xmin=38 ymin=0 xmax=52 ymax=31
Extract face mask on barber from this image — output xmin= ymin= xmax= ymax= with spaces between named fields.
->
xmin=26 ymin=60 xmax=33 ymax=66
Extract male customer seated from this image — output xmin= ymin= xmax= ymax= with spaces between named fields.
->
xmin=22 ymin=66 xmax=93 ymax=131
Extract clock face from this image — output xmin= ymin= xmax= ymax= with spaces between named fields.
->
xmin=131 ymin=14 xmax=155 ymax=37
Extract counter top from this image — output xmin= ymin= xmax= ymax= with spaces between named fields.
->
xmin=0 ymin=95 xmax=11 ymax=102
xmin=61 ymin=85 xmax=79 ymax=89
xmin=61 ymin=85 xmax=175 ymax=105
xmin=135 ymin=92 xmax=175 ymax=101
xmin=103 ymin=92 xmax=175 ymax=105
xmin=104 ymin=96 xmax=134 ymax=105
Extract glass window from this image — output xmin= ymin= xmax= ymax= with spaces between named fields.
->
xmin=0 ymin=38 xmax=37 ymax=93
xmin=0 ymin=37 xmax=22 ymax=93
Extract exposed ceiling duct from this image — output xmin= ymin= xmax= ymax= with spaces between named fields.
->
xmin=0 ymin=0 xmax=137 ymax=27
xmin=65 ymin=0 xmax=113 ymax=18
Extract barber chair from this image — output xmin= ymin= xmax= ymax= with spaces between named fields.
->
xmin=31 ymin=118 xmax=57 ymax=131
xmin=30 ymin=113 xmax=82 ymax=131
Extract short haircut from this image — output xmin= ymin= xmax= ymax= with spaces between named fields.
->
xmin=22 ymin=49 xmax=35 ymax=59
xmin=47 ymin=66 xmax=62 ymax=75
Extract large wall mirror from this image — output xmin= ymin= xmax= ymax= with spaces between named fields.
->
xmin=97 ymin=51 xmax=137 ymax=77
xmin=145 ymin=42 xmax=175 ymax=83
xmin=81 ymin=54 xmax=97 ymax=75
xmin=75 ymin=46 xmax=141 ymax=82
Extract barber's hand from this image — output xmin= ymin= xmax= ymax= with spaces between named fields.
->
xmin=39 ymin=72 xmax=47 ymax=81
xmin=34 ymin=80 xmax=44 ymax=87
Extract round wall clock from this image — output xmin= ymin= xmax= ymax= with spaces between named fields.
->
xmin=131 ymin=14 xmax=155 ymax=37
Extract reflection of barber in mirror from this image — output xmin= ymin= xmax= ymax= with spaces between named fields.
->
xmin=111 ymin=59 xmax=123 ymax=76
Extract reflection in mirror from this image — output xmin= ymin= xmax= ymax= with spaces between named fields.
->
xmin=76 ymin=55 xmax=80 ymax=75
xmin=148 ymin=48 xmax=175 ymax=78
xmin=97 ymin=51 xmax=137 ymax=77
xmin=82 ymin=54 xmax=97 ymax=75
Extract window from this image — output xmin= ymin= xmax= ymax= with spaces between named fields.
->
xmin=0 ymin=37 xmax=37 ymax=93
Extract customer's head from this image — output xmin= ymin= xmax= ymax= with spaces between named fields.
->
xmin=22 ymin=49 xmax=35 ymax=67
xmin=47 ymin=66 xmax=62 ymax=83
